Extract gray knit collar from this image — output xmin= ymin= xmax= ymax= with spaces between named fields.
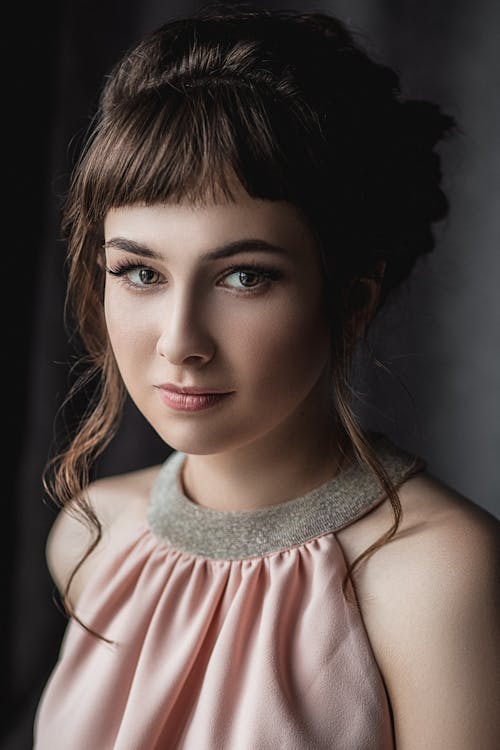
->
xmin=147 ymin=432 xmax=426 ymax=560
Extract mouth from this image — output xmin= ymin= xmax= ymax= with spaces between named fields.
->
xmin=155 ymin=386 xmax=235 ymax=412
xmin=157 ymin=383 xmax=233 ymax=395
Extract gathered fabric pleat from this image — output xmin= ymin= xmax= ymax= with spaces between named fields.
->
xmin=34 ymin=522 xmax=394 ymax=750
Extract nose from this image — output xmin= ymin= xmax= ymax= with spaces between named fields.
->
xmin=156 ymin=285 xmax=216 ymax=366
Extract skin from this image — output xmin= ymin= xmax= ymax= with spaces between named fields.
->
xmin=47 ymin=185 xmax=500 ymax=748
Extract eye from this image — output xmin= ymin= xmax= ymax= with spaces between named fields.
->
xmin=128 ymin=267 xmax=160 ymax=285
xmin=105 ymin=262 xmax=162 ymax=288
xmin=224 ymin=270 xmax=262 ymax=289
xmin=221 ymin=264 xmax=282 ymax=292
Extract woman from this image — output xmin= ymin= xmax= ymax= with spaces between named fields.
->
xmin=34 ymin=2 xmax=500 ymax=748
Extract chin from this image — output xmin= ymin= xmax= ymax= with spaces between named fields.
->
xmin=149 ymin=422 xmax=240 ymax=456
xmin=149 ymin=413 xmax=279 ymax=457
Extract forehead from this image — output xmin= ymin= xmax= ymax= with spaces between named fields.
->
xmin=103 ymin=196 xmax=319 ymax=263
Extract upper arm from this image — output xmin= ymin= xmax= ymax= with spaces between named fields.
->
xmin=367 ymin=508 xmax=500 ymax=749
xmin=45 ymin=464 xmax=161 ymax=606
xmin=45 ymin=485 xmax=110 ymax=604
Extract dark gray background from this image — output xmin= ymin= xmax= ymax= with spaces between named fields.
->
xmin=4 ymin=0 xmax=499 ymax=747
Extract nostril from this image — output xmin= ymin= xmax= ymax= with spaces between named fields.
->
xmin=156 ymin=336 xmax=216 ymax=366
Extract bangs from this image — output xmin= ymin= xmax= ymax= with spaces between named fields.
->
xmin=78 ymin=81 xmax=317 ymax=223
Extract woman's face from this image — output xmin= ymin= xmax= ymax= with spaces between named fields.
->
xmin=103 ymin=186 xmax=334 ymax=456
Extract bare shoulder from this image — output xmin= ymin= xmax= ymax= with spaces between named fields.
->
xmin=337 ymin=471 xmax=500 ymax=748
xmin=336 ymin=470 xmax=500 ymax=578
xmin=336 ymin=468 xmax=500 ymax=619
xmin=45 ymin=462 xmax=163 ymax=607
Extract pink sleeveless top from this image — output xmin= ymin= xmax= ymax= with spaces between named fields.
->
xmin=34 ymin=433 xmax=426 ymax=749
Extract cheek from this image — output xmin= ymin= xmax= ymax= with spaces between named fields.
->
xmin=228 ymin=297 xmax=330 ymax=391
xmin=104 ymin=287 xmax=156 ymax=364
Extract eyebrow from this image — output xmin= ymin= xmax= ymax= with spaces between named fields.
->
xmin=103 ymin=237 xmax=292 ymax=261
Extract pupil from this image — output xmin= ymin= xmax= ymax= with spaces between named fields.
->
xmin=139 ymin=269 xmax=155 ymax=283
xmin=240 ymin=271 xmax=258 ymax=287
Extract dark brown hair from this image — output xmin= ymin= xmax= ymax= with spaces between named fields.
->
xmin=44 ymin=1 xmax=456 ymax=641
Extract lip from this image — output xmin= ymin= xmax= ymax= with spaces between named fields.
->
xmin=156 ymin=387 xmax=234 ymax=412
xmin=157 ymin=383 xmax=233 ymax=395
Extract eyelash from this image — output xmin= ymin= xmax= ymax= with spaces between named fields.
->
xmin=105 ymin=260 xmax=283 ymax=294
